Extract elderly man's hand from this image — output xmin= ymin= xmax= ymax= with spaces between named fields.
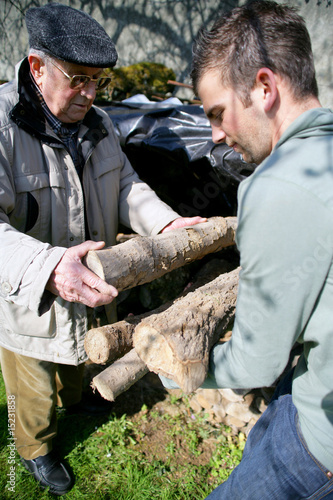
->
xmin=46 ymin=241 xmax=118 ymax=307
xmin=161 ymin=216 xmax=207 ymax=233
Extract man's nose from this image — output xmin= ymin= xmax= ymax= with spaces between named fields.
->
xmin=80 ymin=81 xmax=97 ymax=99
xmin=211 ymin=125 xmax=227 ymax=144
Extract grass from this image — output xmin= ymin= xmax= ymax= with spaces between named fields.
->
xmin=0 ymin=368 xmax=245 ymax=499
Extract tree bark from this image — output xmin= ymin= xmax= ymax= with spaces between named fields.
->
xmin=133 ymin=267 xmax=240 ymax=394
xmin=84 ymin=216 xmax=237 ymax=291
xmin=91 ymin=349 xmax=149 ymax=402
xmin=85 ymin=259 xmax=235 ymax=364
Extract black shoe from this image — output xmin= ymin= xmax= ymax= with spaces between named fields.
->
xmin=20 ymin=451 xmax=74 ymax=496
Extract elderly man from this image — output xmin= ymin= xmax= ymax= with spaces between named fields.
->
xmin=0 ymin=4 xmax=204 ymax=495
xmin=162 ymin=1 xmax=333 ymax=498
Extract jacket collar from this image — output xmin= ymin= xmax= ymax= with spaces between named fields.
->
xmin=10 ymin=57 xmax=108 ymax=150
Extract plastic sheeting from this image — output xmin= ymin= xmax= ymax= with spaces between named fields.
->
xmin=102 ymin=98 xmax=256 ymax=217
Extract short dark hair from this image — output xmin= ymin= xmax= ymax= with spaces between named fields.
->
xmin=191 ymin=1 xmax=318 ymax=104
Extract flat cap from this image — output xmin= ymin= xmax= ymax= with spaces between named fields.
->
xmin=25 ymin=3 xmax=118 ymax=68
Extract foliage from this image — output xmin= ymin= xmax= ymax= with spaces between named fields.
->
xmin=96 ymin=62 xmax=176 ymax=102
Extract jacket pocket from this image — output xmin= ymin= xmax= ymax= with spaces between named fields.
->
xmin=11 ymin=173 xmax=50 ymax=235
xmin=0 ymin=299 xmax=56 ymax=338
xmin=12 ymin=172 xmax=65 ymax=240
xmin=92 ymin=153 xmax=122 ymax=179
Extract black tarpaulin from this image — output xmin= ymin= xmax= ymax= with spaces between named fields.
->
xmin=102 ymin=99 xmax=256 ymax=217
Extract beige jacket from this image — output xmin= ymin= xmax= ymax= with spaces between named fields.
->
xmin=0 ymin=59 xmax=179 ymax=364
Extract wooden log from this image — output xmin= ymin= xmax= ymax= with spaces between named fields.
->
xmin=92 ymin=349 xmax=149 ymax=402
xmin=87 ymin=261 xmax=237 ymax=402
xmin=84 ymin=216 xmax=237 ymax=292
xmin=85 ymin=318 xmax=140 ymax=365
xmin=85 ymin=259 xmax=234 ymax=364
xmin=133 ymin=267 xmax=240 ymax=394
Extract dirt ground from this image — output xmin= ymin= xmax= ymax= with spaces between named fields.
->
xmin=83 ymin=366 xmax=238 ymax=482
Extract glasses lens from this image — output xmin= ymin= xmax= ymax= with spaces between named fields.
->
xmin=96 ymin=77 xmax=112 ymax=90
xmin=69 ymin=75 xmax=111 ymax=90
xmin=70 ymin=75 xmax=90 ymax=89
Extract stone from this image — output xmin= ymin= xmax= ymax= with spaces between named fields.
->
xmin=189 ymin=397 xmax=203 ymax=414
xmin=211 ymin=404 xmax=226 ymax=422
xmin=224 ymin=401 xmax=258 ymax=423
xmin=196 ymin=389 xmax=222 ymax=407
xmin=195 ymin=393 xmax=214 ymax=410
xmin=219 ymin=388 xmax=248 ymax=403
xmin=223 ymin=414 xmax=246 ymax=429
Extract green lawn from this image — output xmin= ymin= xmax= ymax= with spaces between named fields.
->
xmin=0 ymin=368 xmax=244 ymax=499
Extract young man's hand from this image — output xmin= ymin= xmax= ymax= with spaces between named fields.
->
xmin=161 ymin=216 xmax=207 ymax=233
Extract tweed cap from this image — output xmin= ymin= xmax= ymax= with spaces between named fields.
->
xmin=25 ymin=3 xmax=118 ymax=68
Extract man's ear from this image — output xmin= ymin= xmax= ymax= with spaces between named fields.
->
xmin=255 ymin=68 xmax=278 ymax=112
xmin=28 ymin=54 xmax=45 ymax=86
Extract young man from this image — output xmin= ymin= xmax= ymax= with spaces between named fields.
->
xmin=165 ymin=1 xmax=333 ymax=498
xmin=0 ymin=4 xmax=204 ymax=495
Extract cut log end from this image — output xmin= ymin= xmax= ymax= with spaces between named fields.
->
xmin=85 ymin=320 xmax=137 ymax=365
xmin=84 ymin=250 xmax=105 ymax=281
xmin=133 ymin=324 xmax=209 ymax=394
xmin=85 ymin=329 xmax=113 ymax=364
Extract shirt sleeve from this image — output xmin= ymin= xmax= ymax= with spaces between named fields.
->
xmin=201 ymin=173 xmax=333 ymax=390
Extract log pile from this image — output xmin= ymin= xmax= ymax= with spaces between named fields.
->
xmin=84 ymin=216 xmax=240 ymax=402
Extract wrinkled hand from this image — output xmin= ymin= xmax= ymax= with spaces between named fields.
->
xmin=46 ymin=241 xmax=118 ymax=307
xmin=161 ymin=216 xmax=208 ymax=233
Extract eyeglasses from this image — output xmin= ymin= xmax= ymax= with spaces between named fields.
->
xmin=49 ymin=60 xmax=111 ymax=90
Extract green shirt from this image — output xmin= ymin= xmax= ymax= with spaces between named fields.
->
xmin=203 ymin=107 xmax=333 ymax=471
